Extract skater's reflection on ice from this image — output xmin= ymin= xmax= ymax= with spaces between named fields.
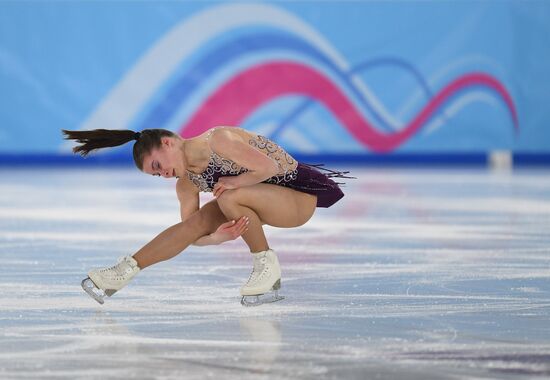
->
xmin=80 ymin=310 xmax=140 ymax=356
xmin=239 ymin=318 xmax=282 ymax=370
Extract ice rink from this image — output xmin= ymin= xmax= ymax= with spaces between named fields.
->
xmin=1 ymin=166 xmax=549 ymax=379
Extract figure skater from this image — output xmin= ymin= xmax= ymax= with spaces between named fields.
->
xmin=62 ymin=127 xmax=351 ymax=306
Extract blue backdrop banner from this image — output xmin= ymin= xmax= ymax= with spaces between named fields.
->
xmin=0 ymin=1 xmax=548 ymax=163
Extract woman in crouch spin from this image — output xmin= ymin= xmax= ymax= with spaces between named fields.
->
xmin=63 ymin=126 xmax=351 ymax=306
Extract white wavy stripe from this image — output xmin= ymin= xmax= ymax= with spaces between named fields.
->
xmin=67 ymin=3 xmax=398 ymax=151
xmin=396 ymin=4 xmax=507 ymax=123
xmin=246 ymin=120 xmax=319 ymax=153
xmin=423 ymin=91 xmax=500 ymax=135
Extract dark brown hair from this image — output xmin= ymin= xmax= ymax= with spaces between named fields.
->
xmin=61 ymin=129 xmax=177 ymax=170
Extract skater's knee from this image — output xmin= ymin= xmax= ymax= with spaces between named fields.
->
xmin=216 ymin=188 xmax=242 ymax=208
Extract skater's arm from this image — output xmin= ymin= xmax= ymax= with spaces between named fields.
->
xmin=192 ymin=234 xmax=223 ymax=246
xmin=176 ymin=177 xmax=200 ymax=221
xmin=208 ymin=129 xmax=279 ymax=191
xmin=177 ymin=177 xmax=211 ymax=246
xmin=177 ymin=177 xmax=248 ymax=246
xmin=193 ymin=217 xmax=249 ymax=246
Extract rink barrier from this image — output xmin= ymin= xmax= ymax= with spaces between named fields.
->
xmin=1 ymin=153 xmax=550 ymax=167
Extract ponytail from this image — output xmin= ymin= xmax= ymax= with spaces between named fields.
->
xmin=62 ymin=128 xmax=178 ymax=170
xmin=62 ymin=129 xmax=138 ymax=157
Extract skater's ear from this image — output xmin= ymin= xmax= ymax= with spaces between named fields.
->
xmin=161 ymin=137 xmax=171 ymax=147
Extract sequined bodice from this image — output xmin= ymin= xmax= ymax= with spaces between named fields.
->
xmin=186 ymin=132 xmax=298 ymax=192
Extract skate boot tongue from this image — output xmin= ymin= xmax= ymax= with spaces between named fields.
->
xmin=111 ymin=256 xmax=140 ymax=279
xmin=105 ymin=256 xmax=139 ymax=276
xmin=253 ymin=251 xmax=269 ymax=269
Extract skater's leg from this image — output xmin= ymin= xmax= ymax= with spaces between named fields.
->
xmin=194 ymin=199 xmax=230 ymax=233
xmin=133 ymin=200 xmax=228 ymax=269
xmin=82 ymin=200 xmax=233 ymax=303
xmin=217 ymin=184 xmax=316 ymax=303
xmin=216 ymin=184 xmax=317 ymax=253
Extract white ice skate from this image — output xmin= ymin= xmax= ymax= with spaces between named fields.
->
xmin=81 ymin=255 xmax=140 ymax=304
xmin=240 ymin=249 xmax=284 ymax=307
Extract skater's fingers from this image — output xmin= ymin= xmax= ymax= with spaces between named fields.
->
xmin=231 ymin=224 xmax=247 ymax=237
xmin=229 ymin=218 xmax=247 ymax=231
xmin=217 ymin=217 xmax=244 ymax=233
xmin=221 ymin=217 xmax=245 ymax=228
xmin=236 ymin=216 xmax=248 ymax=226
xmin=213 ymin=183 xmax=227 ymax=198
xmin=237 ymin=217 xmax=249 ymax=231
xmin=219 ymin=220 xmax=236 ymax=229
xmin=234 ymin=216 xmax=248 ymax=227
xmin=223 ymin=218 xmax=249 ymax=238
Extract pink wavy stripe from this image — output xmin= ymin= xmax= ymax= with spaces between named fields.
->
xmin=179 ymin=62 xmax=518 ymax=152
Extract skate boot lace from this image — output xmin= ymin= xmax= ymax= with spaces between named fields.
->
xmin=99 ymin=256 xmax=135 ymax=277
xmin=246 ymin=254 xmax=269 ymax=286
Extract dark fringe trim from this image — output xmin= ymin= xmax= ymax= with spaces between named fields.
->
xmin=302 ymin=163 xmax=357 ymax=185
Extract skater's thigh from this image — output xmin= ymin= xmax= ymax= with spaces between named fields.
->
xmin=197 ymin=199 xmax=230 ymax=233
xmin=220 ymin=183 xmax=317 ymax=228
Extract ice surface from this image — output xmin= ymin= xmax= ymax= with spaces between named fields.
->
xmin=1 ymin=167 xmax=549 ymax=379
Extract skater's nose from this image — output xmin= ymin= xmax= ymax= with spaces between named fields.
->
xmin=162 ymin=169 xmax=171 ymax=178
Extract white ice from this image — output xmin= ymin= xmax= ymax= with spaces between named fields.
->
xmin=0 ymin=167 xmax=549 ymax=379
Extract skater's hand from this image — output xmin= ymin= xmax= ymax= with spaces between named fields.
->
xmin=212 ymin=216 xmax=250 ymax=243
xmin=213 ymin=176 xmax=239 ymax=197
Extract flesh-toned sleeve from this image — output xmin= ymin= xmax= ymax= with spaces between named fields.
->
xmin=208 ymin=129 xmax=279 ymax=177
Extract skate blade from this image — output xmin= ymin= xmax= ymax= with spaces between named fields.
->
xmin=81 ymin=277 xmax=108 ymax=305
xmin=241 ymin=290 xmax=285 ymax=307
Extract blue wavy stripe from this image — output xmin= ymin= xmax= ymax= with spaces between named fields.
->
xmin=137 ymin=32 xmax=429 ymax=133
xmin=269 ymin=57 xmax=435 ymax=141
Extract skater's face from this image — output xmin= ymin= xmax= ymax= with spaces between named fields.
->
xmin=142 ymin=137 xmax=184 ymax=179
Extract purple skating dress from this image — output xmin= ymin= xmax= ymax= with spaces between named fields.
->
xmin=186 ymin=133 xmax=351 ymax=208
